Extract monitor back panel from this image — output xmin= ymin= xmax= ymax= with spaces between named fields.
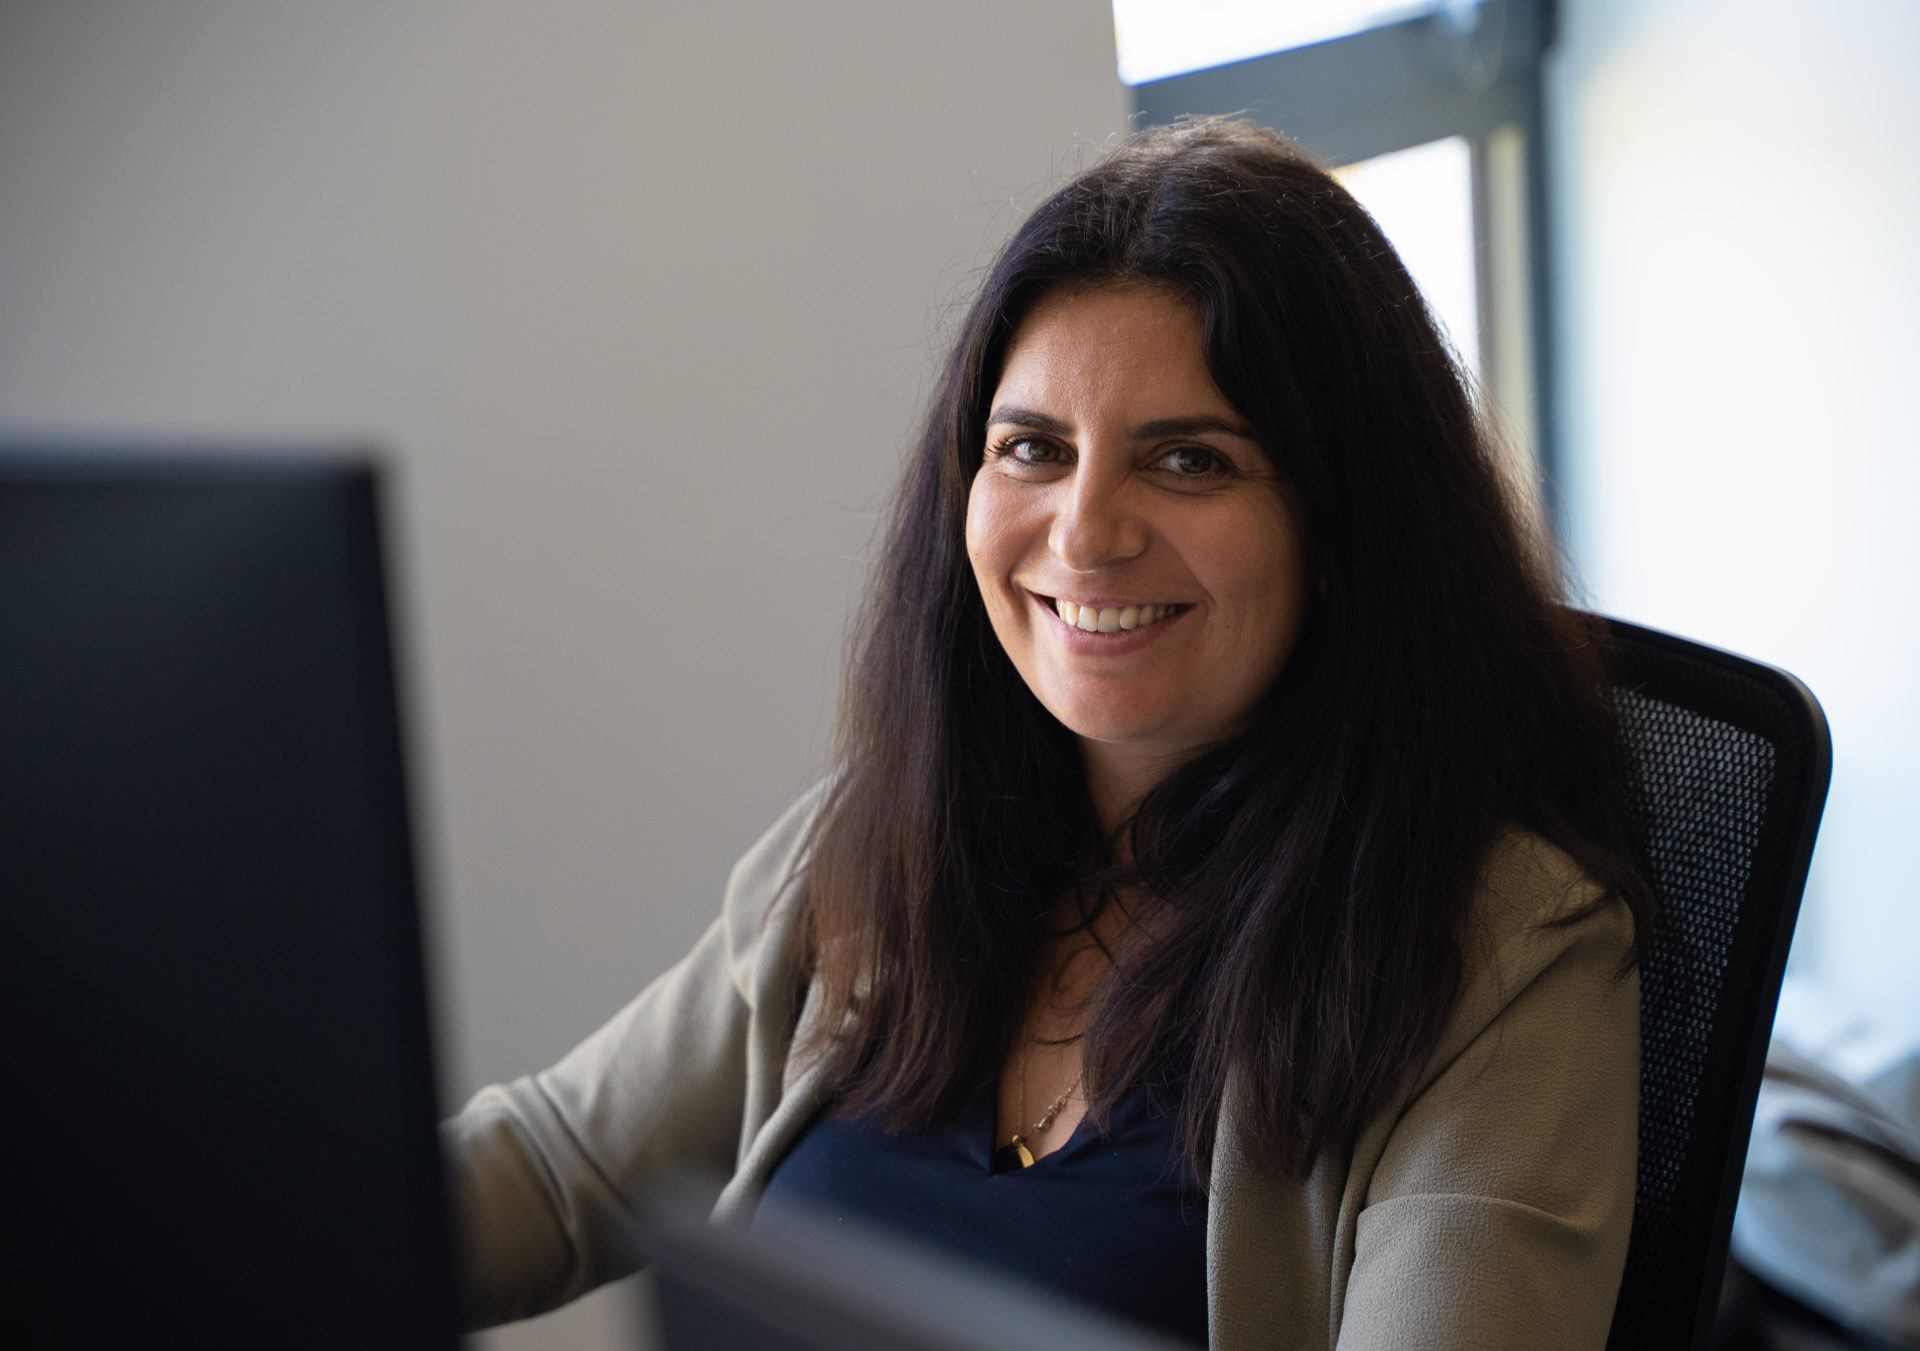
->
xmin=0 ymin=449 xmax=456 ymax=1348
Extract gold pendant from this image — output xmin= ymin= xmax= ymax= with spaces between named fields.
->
xmin=992 ymin=1135 xmax=1036 ymax=1172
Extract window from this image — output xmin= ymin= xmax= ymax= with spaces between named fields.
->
xmin=1124 ymin=0 xmax=1556 ymax=522
xmin=1113 ymin=0 xmax=1452 ymax=87
xmin=1332 ymin=135 xmax=1479 ymax=382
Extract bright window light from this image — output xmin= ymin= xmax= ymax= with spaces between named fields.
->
xmin=1333 ymin=136 xmax=1480 ymax=380
xmin=1113 ymin=0 xmax=1444 ymax=86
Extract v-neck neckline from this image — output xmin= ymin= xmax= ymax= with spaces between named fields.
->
xmin=982 ymin=1083 xmax=1105 ymax=1175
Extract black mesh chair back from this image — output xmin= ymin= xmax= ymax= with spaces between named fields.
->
xmin=1601 ymin=618 xmax=1831 ymax=1351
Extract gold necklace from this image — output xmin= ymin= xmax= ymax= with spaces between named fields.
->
xmin=993 ymin=1041 xmax=1080 ymax=1171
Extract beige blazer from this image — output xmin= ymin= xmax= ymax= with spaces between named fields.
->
xmin=443 ymin=787 xmax=1640 ymax=1349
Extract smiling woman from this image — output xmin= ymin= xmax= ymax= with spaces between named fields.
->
xmin=444 ymin=117 xmax=1656 ymax=1350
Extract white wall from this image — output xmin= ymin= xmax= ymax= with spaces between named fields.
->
xmin=1550 ymin=1 xmax=1920 ymax=1040
xmin=0 ymin=3 xmax=1127 ymax=1346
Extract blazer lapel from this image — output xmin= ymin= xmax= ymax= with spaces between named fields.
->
xmin=711 ymin=977 xmax=851 ymax=1226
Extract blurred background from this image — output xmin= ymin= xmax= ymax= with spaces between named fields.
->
xmin=0 ymin=1 xmax=1913 ymax=1347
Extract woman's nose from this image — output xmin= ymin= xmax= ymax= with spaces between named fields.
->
xmin=1048 ymin=470 xmax=1147 ymax=572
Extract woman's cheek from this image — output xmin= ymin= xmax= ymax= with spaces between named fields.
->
xmin=965 ymin=473 xmax=1025 ymax=586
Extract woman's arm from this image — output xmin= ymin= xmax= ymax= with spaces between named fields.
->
xmin=441 ymin=912 xmax=753 ymax=1328
xmin=439 ymin=788 xmax=820 ymax=1330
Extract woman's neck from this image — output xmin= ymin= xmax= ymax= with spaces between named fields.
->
xmin=1080 ymin=737 xmax=1196 ymax=840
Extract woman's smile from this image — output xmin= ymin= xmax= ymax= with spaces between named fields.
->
xmin=1043 ymin=594 xmax=1190 ymax=633
xmin=1029 ymin=590 xmax=1194 ymax=659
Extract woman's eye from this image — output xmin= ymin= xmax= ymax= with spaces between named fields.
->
xmin=1161 ymin=445 xmax=1226 ymax=477
xmin=993 ymin=435 xmax=1061 ymax=466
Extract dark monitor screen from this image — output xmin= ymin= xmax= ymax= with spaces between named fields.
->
xmin=0 ymin=446 xmax=456 ymax=1348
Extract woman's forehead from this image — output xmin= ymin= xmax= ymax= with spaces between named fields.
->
xmin=990 ymin=286 xmax=1241 ymax=433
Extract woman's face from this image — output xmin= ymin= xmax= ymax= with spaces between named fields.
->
xmin=965 ymin=284 xmax=1311 ymax=776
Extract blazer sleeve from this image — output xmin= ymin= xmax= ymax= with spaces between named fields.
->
xmin=1335 ymin=849 xmax=1641 ymax=1351
xmin=438 ymin=789 xmax=819 ymax=1330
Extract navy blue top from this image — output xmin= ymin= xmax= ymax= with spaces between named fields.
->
xmin=755 ymin=1080 xmax=1209 ymax=1346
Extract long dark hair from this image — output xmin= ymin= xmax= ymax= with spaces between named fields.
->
xmin=797 ymin=116 xmax=1651 ymax=1178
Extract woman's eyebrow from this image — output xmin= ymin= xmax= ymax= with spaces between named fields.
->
xmin=985 ymin=405 xmax=1072 ymax=434
xmin=1130 ymin=414 xmax=1259 ymax=441
xmin=984 ymin=407 xmax=1257 ymax=441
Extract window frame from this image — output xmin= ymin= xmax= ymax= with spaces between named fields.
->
xmin=1129 ymin=0 xmax=1563 ymax=530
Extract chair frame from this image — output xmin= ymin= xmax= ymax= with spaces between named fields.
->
xmin=1602 ymin=617 xmax=1832 ymax=1351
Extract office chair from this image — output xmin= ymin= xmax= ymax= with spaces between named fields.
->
xmin=1600 ymin=618 xmax=1832 ymax=1351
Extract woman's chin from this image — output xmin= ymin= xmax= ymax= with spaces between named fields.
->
xmin=1051 ymin=708 xmax=1207 ymax=762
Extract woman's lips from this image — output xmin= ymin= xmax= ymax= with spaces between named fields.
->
xmin=1030 ymin=591 xmax=1193 ymax=650
xmin=1050 ymin=597 xmax=1187 ymax=633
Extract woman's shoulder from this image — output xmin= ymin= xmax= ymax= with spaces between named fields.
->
xmin=1420 ymin=824 xmax=1641 ymax=1093
xmin=1469 ymin=823 xmax=1637 ymax=966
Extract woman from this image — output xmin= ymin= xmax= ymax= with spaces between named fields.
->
xmin=445 ymin=117 xmax=1653 ymax=1349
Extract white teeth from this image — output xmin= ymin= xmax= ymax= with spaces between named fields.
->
xmin=1052 ymin=598 xmax=1180 ymax=632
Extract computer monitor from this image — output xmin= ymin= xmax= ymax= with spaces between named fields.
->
xmin=0 ymin=444 xmax=456 ymax=1348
